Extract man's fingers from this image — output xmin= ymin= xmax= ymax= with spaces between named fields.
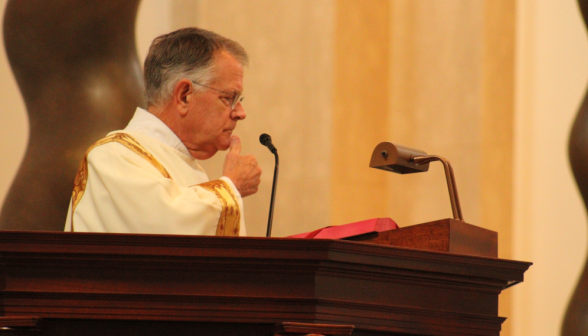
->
xmin=229 ymin=135 xmax=242 ymax=154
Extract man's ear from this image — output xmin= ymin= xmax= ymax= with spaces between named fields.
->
xmin=173 ymin=79 xmax=193 ymax=116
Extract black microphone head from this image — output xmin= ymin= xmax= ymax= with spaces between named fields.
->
xmin=260 ymin=133 xmax=272 ymax=145
xmin=260 ymin=133 xmax=277 ymax=154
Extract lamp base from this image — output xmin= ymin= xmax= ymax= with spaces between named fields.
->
xmin=348 ymin=218 xmax=498 ymax=258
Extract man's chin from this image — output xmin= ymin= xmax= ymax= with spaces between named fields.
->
xmin=217 ymin=137 xmax=232 ymax=151
xmin=191 ymin=151 xmax=216 ymax=160
xmin=188 ymin=145 xmax=218 ymax=160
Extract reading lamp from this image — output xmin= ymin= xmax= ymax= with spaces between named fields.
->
xmin=369 ymin=142 xmax=464 ymax=221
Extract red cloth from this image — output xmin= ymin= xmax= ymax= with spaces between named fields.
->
xmin=288 ymin=218 xmax=398 ymax=239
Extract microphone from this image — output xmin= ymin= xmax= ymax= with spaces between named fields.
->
xmin=259 ymin=133 xmax=279 ymax=237
xmin=259 ymin=133 xmax=277 ymax=154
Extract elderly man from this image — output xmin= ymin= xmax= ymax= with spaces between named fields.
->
xmin=64 ymin=27 xmax=261 ymax=236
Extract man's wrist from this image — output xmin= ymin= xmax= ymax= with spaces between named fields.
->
xmin=220 ymin=176 xmax=241 ymax=198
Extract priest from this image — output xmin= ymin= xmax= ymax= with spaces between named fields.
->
xmin=64 ymin=27 xmax=261 ymax=236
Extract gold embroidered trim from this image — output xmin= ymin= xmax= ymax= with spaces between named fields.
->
xmin=198 ymin=180 xmax=241 ymax=236
xmin=70 ymin=132 xmax=171 ymax=231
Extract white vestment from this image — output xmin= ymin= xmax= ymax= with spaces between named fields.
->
xmin=64 ymin=107 xmax=246 ymax=236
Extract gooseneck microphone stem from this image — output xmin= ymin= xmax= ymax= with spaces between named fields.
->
xmin=266 ymin=151 xmax=279 ymax=237
xmin=260 ymin=133 xmax=279 ymax=237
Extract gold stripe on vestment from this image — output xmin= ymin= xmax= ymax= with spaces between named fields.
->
xmin=198 ymin=180 xmax=241 ymax=236
xmin=69 ymin=132 xmax=171 ymax=231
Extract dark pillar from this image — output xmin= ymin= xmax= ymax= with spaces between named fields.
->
xmin=1 ymin=0 xmax=144 ymax=230
xmin=564 ymin=0 xmax=588 ymax=334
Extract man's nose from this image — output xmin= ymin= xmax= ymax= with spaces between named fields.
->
xmin=232 ymin=103 xmax=246 ymax=120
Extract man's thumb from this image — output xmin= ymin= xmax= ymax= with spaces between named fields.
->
xmin=229 ymin=135 xmax=242 ymax=154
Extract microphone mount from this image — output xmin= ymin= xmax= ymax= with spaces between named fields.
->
xmin=259 ymin=133 xmax=279 ymax=237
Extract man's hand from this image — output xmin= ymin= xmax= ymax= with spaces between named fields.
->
xmin=223 ymin=135 xmax=262 ymax=197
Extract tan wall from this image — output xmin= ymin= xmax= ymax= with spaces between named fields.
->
xmin=0 ymin=1 xmax=586 ymax=335
xmin=388 ymin=0 xmax=485 ymax=227
xmin=331 ymin=0 xmax=390 ymax=226
xmin=481 ymin=1 xmax=516 ymax=332
xmin=182 ymin=0 xmax=335 ymax=237
xmin=0 ymin=0 xmax=27 ymax=208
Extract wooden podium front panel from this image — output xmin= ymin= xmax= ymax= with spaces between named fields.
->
xmin=0 ymin=231 xmax=530 ymax=336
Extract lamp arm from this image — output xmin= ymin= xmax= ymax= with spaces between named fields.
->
xmin=412 ymin=155 xmax=464 ymax=221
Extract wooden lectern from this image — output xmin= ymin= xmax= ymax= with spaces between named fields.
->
xmin=0 ymin=225 xmax=530 ymax=336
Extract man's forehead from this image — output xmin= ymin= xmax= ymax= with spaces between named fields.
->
xmin=209 ymin=52 xmax=244 ymax=89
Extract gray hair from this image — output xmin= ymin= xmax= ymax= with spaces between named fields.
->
xmin=144 ymin=27 xmax=248 ymax=108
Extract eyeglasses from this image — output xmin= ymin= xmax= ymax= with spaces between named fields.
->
xmin=191 ymin=81 xmax=244 ymax=110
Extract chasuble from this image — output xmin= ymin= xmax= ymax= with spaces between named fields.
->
xmin=64 ymin=108 xmax=246 ymax=236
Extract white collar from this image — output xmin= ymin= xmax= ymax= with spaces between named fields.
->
xmin=124 ymin=107 xmax=192 ymax=158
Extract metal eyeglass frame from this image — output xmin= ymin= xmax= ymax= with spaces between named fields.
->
xmin=191 ymin=81 xmax=244 ymax=110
